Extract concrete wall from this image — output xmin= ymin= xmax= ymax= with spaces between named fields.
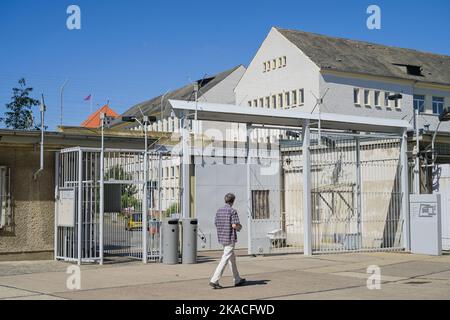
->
xmin=194 ymin=154 xmax=280 ymax=251
xmin=0 ymin=147 xmax=55 ymax=260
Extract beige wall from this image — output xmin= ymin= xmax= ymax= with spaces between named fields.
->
xmin=0 ymin=147 xmax=55 ymax=260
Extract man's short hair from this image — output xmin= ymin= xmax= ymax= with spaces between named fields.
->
xmin=224 ymin=193 xmax=236 ymax=204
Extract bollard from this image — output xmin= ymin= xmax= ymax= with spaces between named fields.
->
xmin=182 ymin=218 xmax=198 ymax=264
xmin=162 ymin=218 xmax=179 ymax=264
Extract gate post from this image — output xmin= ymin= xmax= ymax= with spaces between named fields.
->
xmin=246 ymin=124 xmax=252 ymax=255
xmin=181 ymin=117 xmax=190 ymax=219
xmin=401 ymin=129 xmax=411 ymax=251
xmin=355 ymin=136 xmax=363 ymax=249
xmin=77 ymin=150 xmax=83 ymax=265
xmin=302 ymin=120 xmax=312 ymax=256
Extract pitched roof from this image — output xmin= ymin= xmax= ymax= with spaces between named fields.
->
xmin=110 ymin=65 xmax=243 ymax=128
xmin=81 ymin=104 xmax=119 ymax=128
xmin=276 ymin=27 xmax=450 ymax=86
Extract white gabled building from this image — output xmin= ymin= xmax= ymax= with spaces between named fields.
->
xmin=235 ymin=27 xmax=450 ymax=132
xmin=235 ymin=27 xmax=450 ymax=250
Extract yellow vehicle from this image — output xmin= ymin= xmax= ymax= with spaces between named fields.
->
xmin=125 ymin=213 xmax=142 ymax=230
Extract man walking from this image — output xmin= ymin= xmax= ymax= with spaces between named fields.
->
xmin=210 ymin=193 xmax=246 ymax=289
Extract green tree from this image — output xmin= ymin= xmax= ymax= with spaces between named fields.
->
xmin=1 ymin=78 xmax=39 ymax=130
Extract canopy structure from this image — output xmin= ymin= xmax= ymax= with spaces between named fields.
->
xmin=169 ymin=99 xmax=411 ymax=256
xmin=169 ymin=100 xmax=412 ymax=134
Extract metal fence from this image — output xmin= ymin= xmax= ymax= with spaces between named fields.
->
xmin=247 ymin=127 xmax=406 ymax=255
xmin=55 ymin=147 xmax=181 ymax=264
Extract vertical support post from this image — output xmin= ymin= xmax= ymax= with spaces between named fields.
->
xmin=99 ymin=114 xmax=105 ymax=265
xmin=302 ymin=120 xmax=312 ymax=256
xmin=246 ymin=124 xmax=252 ymax=255
xmin=401 ymin=129 xmax=411 ymax=251
xmin=54 ymin=152 xmax=59 ymax=260
xmin=77 ymin=149 xmax=83 ymax=265
xmin=142 ymin=117 xmax=149 ymax=263
xmin=414 ymin=108 xmax=420 ymax=194
xmin=355 ymin=136 xmax=363 ymax=249
xmin=181 ymin=116 xmax=190 ymax=219
xmin=158 ymin=152 xmax=163 ymax=262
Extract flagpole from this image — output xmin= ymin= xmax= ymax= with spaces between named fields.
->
xmin=91 ymin=94 xmax=93 ymax=114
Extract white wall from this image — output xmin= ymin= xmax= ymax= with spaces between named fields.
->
xmin=235 ymin=27 xmax=320 ymax=112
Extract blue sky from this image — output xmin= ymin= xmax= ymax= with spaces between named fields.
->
xmin=1 ymin=0 xmax=449 ymax=130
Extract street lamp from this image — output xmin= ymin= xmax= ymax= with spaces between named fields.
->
xmin=121 ymin=114 xmax=156 ymax=263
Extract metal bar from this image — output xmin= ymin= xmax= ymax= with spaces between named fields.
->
xmin=246 ymin=124 xmax=252 ymax=255
xmin=302 ymin=119 xmax=312 ymax=256
xmin=401 ymin=129 xmax=411 ymax=251
xmin=181 ymin=117 xmax=190 ymax=218
xmin=54 ymin=153 xmax=59 ymax=260
xmin=77 ymin=150 xmax=83 ymax=265
xmin=143 ymin=122 xmax=148 ymax=263
xmin=99 ymin=123 xmax=104 ymax=265
xmin=355 ymin=137 xmax=362 ymax=249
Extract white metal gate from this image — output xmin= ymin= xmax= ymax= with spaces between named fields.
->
xmin=55 ymin=147 xmax=180 ymax=264
xmin=247 ymin=128 xmax=406 ymax=255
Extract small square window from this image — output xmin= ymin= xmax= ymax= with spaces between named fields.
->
xmin=265 ymin=97 xmax=270 ymax=108
xmin=384 ymin=92 xmax=390 ymax=107
xmin=354 ymin=88 xmax=360 ymax=105
xmin=263 ymin=62 xmax=267 ymax=72
xmin=299 ymin=89 xmax=305 ymax=104
xmin=374 ymin=91 xmax=381 ymax=106
xmin=283 ymin=56 xmax=287 ymax=66
xmin=292 ymin=90 xmax=297 ymax=105
xmin=278 ymin=94 xmax=283 ymax=109
xmin=248 ymin=101 xmax=252 ymax=107
xmin=414 ymin=95 xmax=425 ymax=112
xmin=267 ymin=61 xmax=271 ymax=71
xmin=259 ymin=98 xmax=264 ymax=108
xmin=253 ymin=99 xmax=258 ymax=107
xmin=364 ymin=90 xmax=371 ymax=106
xmin=432 ymin=96 xmax=444 ymax=115
xmin=272 ymin=59 xmax=276 ymax=70
xmin=272 ymin=95 xmax=277 ymax=109
xmin=285 ymin=92 xmax=290 ymax=106
xmin=278 ymin=57 xmax=283 ymax=68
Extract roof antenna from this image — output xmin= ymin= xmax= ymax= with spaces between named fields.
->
xmin=311 ymin=88 xmax=329 ymax=146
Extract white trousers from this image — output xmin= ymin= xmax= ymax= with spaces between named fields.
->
xmin=210 ymin=244 xmax=242 ymax=284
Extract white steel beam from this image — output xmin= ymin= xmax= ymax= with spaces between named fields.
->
xmin=401 ymin=129 xmax=411 ymax=251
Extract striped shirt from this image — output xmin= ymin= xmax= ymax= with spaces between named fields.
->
xmin=215 ymin=204 xmax=240 ymax=246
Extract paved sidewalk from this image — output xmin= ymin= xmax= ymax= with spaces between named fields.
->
xmin=0 ymin=251 xmax=449 ymax=300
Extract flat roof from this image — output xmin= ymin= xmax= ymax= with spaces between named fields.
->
xmin=169 ymin=100 xmax=412 ymax=135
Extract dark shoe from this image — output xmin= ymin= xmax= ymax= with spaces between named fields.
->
xmin=209 ymin=282 xmax=222 ymax=289
xmin=235 ymin=278 xmax=246 ymax=287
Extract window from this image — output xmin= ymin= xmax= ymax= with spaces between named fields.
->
xmin=283 ymin=56 xmax=287 ymax=66
xmin=265 ymin=97 xmax=270 ymax=108
xmin=394 ymin=96 xmax=401 ymax=109
xmin=259 ymin=98 xmax=264 ymax=108
xmin=374 ymin=91 xmax=381 ymax=106
xmin=171 ymin=188 xmax=175 ymax=199
xmin=354 ymin=88 xmax=360 ymax=104
xmin=414 ymin=95 xmax=425 ymax=112
xmin=278 ymin=57 xmax=282 ymax=68
xmin=165 ymin=167 xmax=169 ymax=179
xmin=253 ymin=99 xmax=258 ymax=107
xmin=292 ymin=90 xmax=297 ymax=105
xmin=0 ymin=166 xmax=11 ymax=230
xmin=248 ymin=101 xmax=252 ymax=107
xmin=384 ymin=92 xmax=390 ymax=107
xmin=278 ymin=94 xmax=283 ymax=109
xmin=263 ymin=62 xmax=267 ymax=72
xmin=299 ymin=89 xmax=305 ymax=104
xmin=433 ymin=97 xmax=444 ymax=115
xmin=171 ymin=166 xmax=175 ymax=178
xmin=267 ymin=61 xmax=271 ymax=70
xmin=272 ymin=59 xmax=276 ymax=70
xmin=364 ymin=90 xmax=371 ymax=106
xmin=272 ymin=95 xmax=277 ymax=109
xmin=251 ymin=190 xmax=270 ymax=219
xmin=285 ymin=92 xmax=290 ymax=107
